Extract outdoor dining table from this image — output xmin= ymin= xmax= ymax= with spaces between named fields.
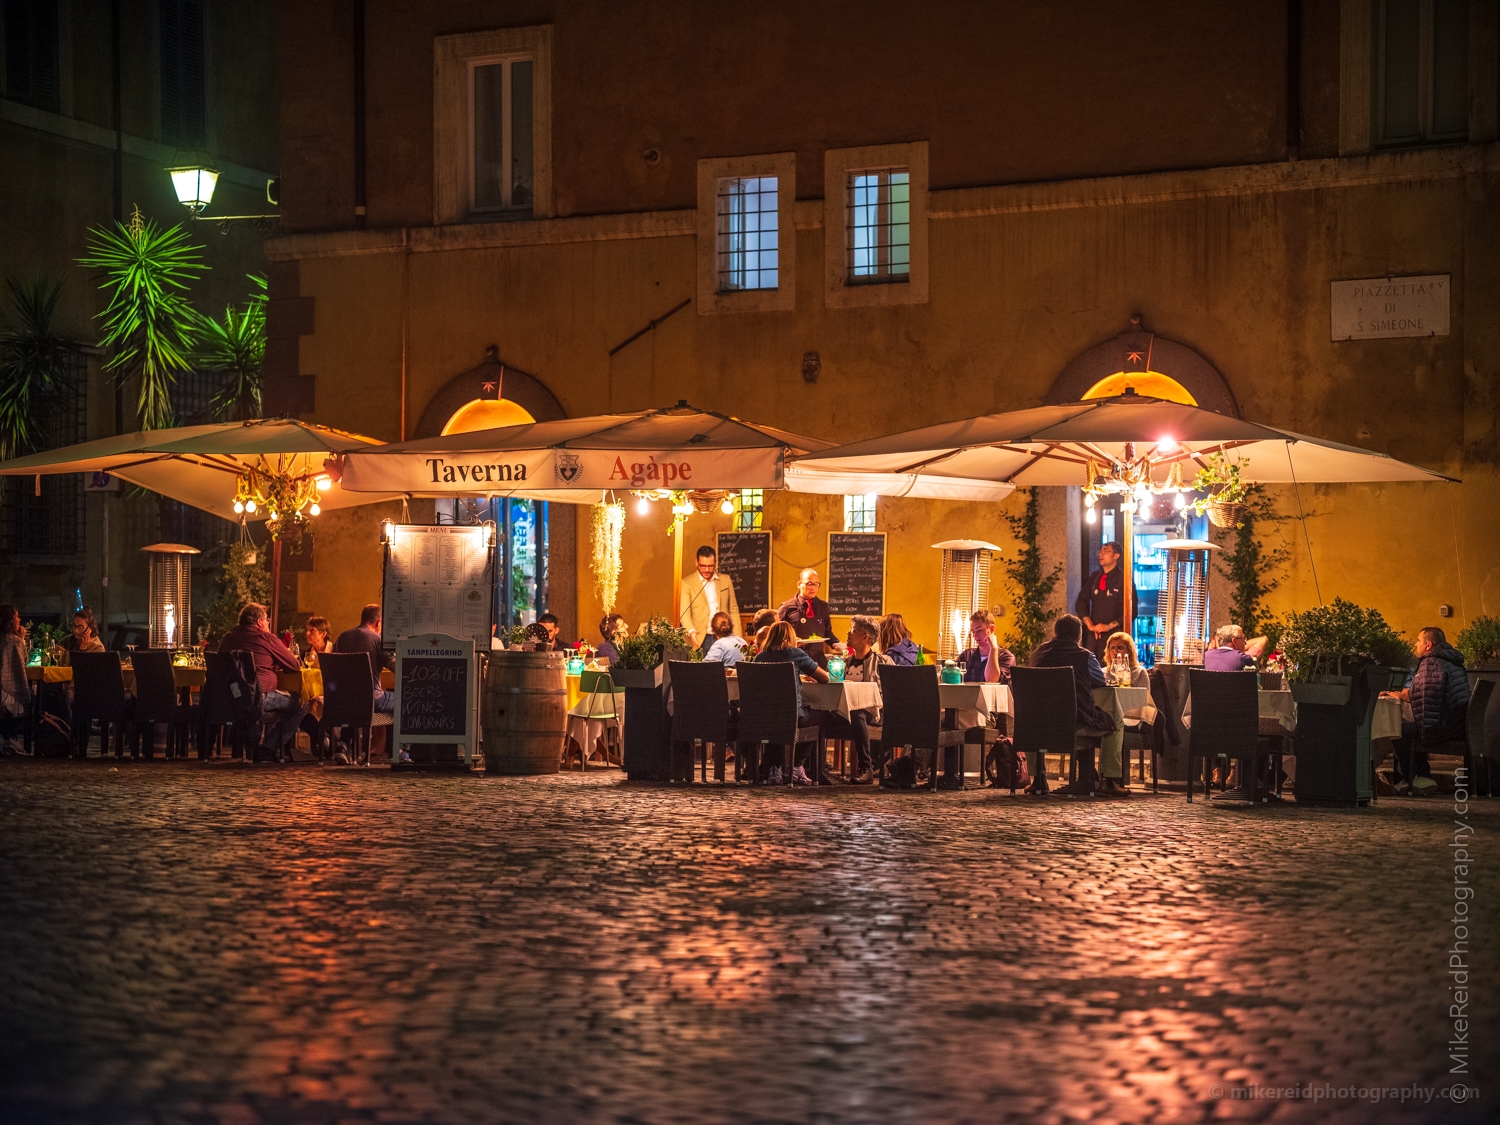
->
xmin=720 ymin=674 xmax=880 ymax=721
xmin=25 ymin=663 xmax=207 ymax=693
xmin=276 ymin=667 xmax=395 ymax=698
xmin=1371 ymin=695 xmax=1411 ymax=741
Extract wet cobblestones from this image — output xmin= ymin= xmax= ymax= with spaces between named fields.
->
xmin=0 ymin=761 xmax=1494 ymax=1124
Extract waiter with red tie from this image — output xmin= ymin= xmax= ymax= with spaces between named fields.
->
xmin=776 ymin=569 xmax=835 ymax=663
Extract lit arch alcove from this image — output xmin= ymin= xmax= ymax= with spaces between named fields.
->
xmin=1045 ymin=316 xmax=1238 ymax=416
xmin=414 ymin=346 xmax=574 ymax=640
xmin=415 ymin=346 xmax=565 ymax=439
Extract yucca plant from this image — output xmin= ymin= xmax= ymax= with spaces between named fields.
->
xmin=200 ymin=274 xmax=267 ymax=421
xmin=0 ymin=276 xmax=80 ymax=460
xmin=79 ymin=208 xmax=205 ymax=431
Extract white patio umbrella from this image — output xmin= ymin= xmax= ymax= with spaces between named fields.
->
xmin=334 ymin=402 xmax=1014 ymax=621
xmin=0 ymin=419 xmax=401 ymax=632
xmin=791 ymin=390 xmax=1456 ymax=623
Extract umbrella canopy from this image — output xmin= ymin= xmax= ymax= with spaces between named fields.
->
xmin=336 ymin=402 xmax=1015 ymax=502
xmin=0 ymin=419 xmax=400 ymax=520
xmin=790 ymin=391 xmax=1456 ymax=486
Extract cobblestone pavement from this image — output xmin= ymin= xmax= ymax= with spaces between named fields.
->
xmin=0 ymin=761 xmax=1494 ymax=1125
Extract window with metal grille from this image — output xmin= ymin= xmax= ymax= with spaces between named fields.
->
xmin=735 ymin=489 xmax=764 ymax=531
xmin=716 ymin=177 xmax=779 ymax=291
xmin=843 ymin=494 xmax=877 ymax=533
xmin=1 ymin=349 xmax=86 ymax=555
xmin=1376 ymin=0 xmax=1468 ymax=147
xmin=847 ymin=168 xmax=910 ymax=283
xmin=160 ymin=0 xmax=206 ymax=148
xmin=4 ymin=0 xmax=60 ymax=111
xmin=471 ymin=55 xmax=534 ymax=211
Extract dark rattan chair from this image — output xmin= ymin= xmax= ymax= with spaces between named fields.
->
xmin=1418 ymin=679 xmax=1495 ymax=799
xmin=130 ymin=651 xmax=193 ymax=759
xmin=321 ymin=652 xmax=390 ymax=765
xmin=201 ymin=651 xmax=259 ymax=760
xmin=667 ymin=661 xmax=731 ymax=783
xmin=734 ymin=662 xmax=821 ymax=785
xmin=1186 ymin=669 xmax=1260 ymax=802
xmin=1010 ymin=666 xmax=1085 ymax=795
xmin=877 ymin=664 xmax=965 ymax=791
xmin=71 ymin=651 xmax=132 ymax=758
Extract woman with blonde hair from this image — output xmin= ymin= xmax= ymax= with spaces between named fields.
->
xmin=877 ymin=613 xmax=919 ymax=666
xmin=1102 ymin=631 xmax=1149 ymax=689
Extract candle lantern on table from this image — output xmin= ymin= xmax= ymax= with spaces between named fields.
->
xmin=932 ymin=540 xmax=1001 ymax=661
xmin=1155 ymin=539 xmax=1219 ymax=665
xmin=142 ymin=543 xmax=200 ymax=650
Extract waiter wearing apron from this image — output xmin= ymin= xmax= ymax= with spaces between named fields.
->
xmin=1075 ymin=542 xmax=1135 ymax=659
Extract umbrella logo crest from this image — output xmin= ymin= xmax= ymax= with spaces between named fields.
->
xmin=556 ymin=453 xmax=582 ymax=484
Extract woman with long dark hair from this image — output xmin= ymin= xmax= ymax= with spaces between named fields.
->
xmin=752 ymin=621 xmax=829 ymax=784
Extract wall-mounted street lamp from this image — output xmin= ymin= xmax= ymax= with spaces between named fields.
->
xmin=166 ymin=157 xmax=280 ymax=234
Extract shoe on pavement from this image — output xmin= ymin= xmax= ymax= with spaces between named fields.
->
xmin=1099 ymin=778 xmax=1132 ymax=797
xmin=791 ymin=766 xmax=813 ymax=786
xmin=334 ymin=751 xmax=350 ymax=765
xmin=1026 ymin=779 xmax=1050 ymax=796
xmin=1412 ymin=776 xmax=1438 ymax=795
xmin=850 ymin=770 xmax=874 ymax=785
xmin=764 ymin=766 xmax=783 ymax=786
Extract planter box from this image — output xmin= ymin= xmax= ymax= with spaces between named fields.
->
xmin=1291 ymin=669 xmax=1388 ymax=807
xmin=611 ymin=666 xmax=664 ymax=690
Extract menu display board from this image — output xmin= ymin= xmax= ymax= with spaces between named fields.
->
xmin=715 ymin=531 xmax=773 ymax=613
xmin=381 ymin=525 xmax=494 ymax=649
xmin=393 ymin=633 xmax=478 ymax=765
xmin=827 ymin=532 xmax=886 ymax=615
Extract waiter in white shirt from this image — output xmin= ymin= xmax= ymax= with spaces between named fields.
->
xmin=679 ymin=545 xmax=740 ymax=649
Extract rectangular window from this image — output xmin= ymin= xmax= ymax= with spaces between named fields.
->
xmin=843 ymin=494 xmax=877 ymax=534
xmin=735 ymin=489 xmax=764 ymax=531
xmin=847 ymin=168 xmax=910 ymax=283
xmin=472 ymin=56 xmax=534 ymax=212
xmin=4 ymin=0 xmax=60 ymax=111
xmin=716 ymin=176 xmax=779 ymax=291
xmin=160 ymin=0 xmax=206 ymax=147
xmin=1376 ymin=0 xmax=1469 ymax=147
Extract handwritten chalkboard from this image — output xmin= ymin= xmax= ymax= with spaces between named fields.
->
xmin=393 ymin=634 xmax=478 ymax=764
xmin=399 ymin=658 xmax=468 ymax=736
xmin=827 ymin=532 xmax=886 ymax=615
xmin=716 ymin=531 xmax=772 ymax=613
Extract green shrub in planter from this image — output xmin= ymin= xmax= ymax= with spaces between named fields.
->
xmin=616 ymin=616 xmax=700 ymax=670
xmin=1277 ymin=598 xmax=1413 ymax=682
xmin=1455 ymin=616 xmax=1500 ymax=668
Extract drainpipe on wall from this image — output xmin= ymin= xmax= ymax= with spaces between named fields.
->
xmin=353 ymin=0 xmax=367 ymax=229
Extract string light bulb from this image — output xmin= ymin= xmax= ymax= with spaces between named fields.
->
xmin=636 ymin=496 xmax=651 ymax=515
xmin=1085 ymin=506 xmax=1096 ymax=524
xmin=309 ymin=502 xmax=321 ymax=516
xmin=245 ymin=499 xmax=257 ymax=513
xmin=720 ymin=497 xmax=735 ymax=515
xmin=233 ymin=500 xmax=245 ymax=514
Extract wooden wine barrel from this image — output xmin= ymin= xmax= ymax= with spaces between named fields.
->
xmin=482 ymin=650 xmax=568 ymax=775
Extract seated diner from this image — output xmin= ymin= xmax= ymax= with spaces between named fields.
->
xmin=1028 ymin=614 xmax=1117 ymax=796
xmin=597 ymin=613 xmax=627 ymax=665
xmin=877 ymin=613 xmax=919 ymax=666
xmin=1202 ymin=624 xmax=1267 ymax=671
xmin=703 ymin=612 xmax=749 ymax=667
xmin=957 ymin=608 xmax=1014 ymax=683
xmin=820 ymin=615 xmax=888 ymax=785
xmin=752 ymin=620 xmax=830 ymax=785
xmin=218 ymin=602 xmax=306 ymax=760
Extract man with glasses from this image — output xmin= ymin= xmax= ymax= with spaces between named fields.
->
xmin=776 ymin=568 xmax=836 ymax=668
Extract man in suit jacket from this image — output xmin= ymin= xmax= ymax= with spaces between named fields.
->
xmin=679 ymin=545 xmax=740 ymax=648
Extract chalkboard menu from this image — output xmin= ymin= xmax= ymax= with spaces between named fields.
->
xmin=716 ymin=531 xmax=773 ymax=613
xmin=394 ymin=634 xmax=478 ymax=765
xmin=381 ymin=525 xmax=494 ymax=650
xmin=827 ymin=532 xmax=886 ymax=615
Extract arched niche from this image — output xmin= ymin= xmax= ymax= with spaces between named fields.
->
xmin=1045 ymin=316 xmax=1239 ymax=417
xmin=414 ymin=346 xmax=566 ymax=439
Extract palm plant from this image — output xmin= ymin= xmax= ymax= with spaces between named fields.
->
xmin=79 ymin=208 xmax=205 ymax=431
xmin=200 ymin=274 xmax=267 ymax=421
xmin=0 ymin=276 xmax=79 ymax=460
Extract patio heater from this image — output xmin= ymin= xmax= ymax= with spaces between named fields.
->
xmin=933 ymin=540 xmax=1001 ymax=661
xmin=1155 ymin=539 xmax=1219 ymax=664
xmin=142 ymin=543 xmax=200 ymax=650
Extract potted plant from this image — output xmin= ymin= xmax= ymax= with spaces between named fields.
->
xmin=1188 ymin=452 xmax=1252 ymax=529
xmin=1456 ymin=616 xmax=1500 ymax=672
xmin=611 ymin=617 xmax=699 ymax=781
xmin=1275 ymin=599 xmax=1413 ymax=806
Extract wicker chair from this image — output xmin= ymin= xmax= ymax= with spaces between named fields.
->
xmin=201 ymin=651 xmax=258 ymax=760
xmin=1010 ymin=666 xmax=1092 ymax=795
xmin=1417 ymin=679 xmax=1495 ymax=799
xmin=1186 ymin=669 xmax=1260 ymax=802
xmin=128 ymin=650 xmax=194 ymax=759
xmin=667 ymin=661 xmax=731 ymax=783
xmin=71 ymin=651 xmax=132 ymax=759
xmin=321 ymin=652 xmax=393 ymax=765
xmin=734 ymin=662 xmax=822 ymax=785
xmin=876 ymin=665 xmax=966 ymax=791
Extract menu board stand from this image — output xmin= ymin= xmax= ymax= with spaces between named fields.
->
xmin=392 ymin=632 xmax=478 ymax=771
xmin=381 ymin=524 xmax=495 ymax=651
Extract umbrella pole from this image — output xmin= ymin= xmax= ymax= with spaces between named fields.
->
xmin=271 ymin=538 xmax=283 ymax=635
xmin=1122 ymin=505 xmax=1134 ymax=645
xmin=672 ymin=516 xmax=684 ymax=627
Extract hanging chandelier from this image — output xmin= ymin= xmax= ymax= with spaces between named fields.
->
xmin=1082 ymin=439 xmax=1191 ymax=524
xmin=231 ymin=460 xmax=334 ymax=539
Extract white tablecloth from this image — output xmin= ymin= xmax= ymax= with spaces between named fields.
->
xmin=1371 ymin=696 xmax=1412 ymax=741
xmin=938 ymin=682 xmax=1012 ymax=716
xmin=803 ymin=680 xmax=882 ymax=721
xmin=1182 ymin=689 xmax=1298 ymax=733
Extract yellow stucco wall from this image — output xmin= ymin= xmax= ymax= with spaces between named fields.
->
xmin=287 ymin=153 xmax=1499 ymax=650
